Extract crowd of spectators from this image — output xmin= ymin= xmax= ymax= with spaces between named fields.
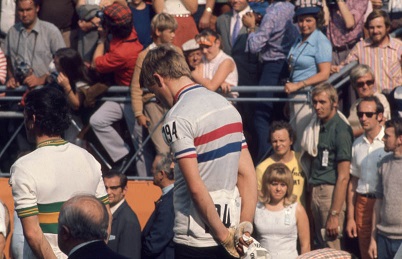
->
xmin=0 ymin=0 xmax=402 ymax=258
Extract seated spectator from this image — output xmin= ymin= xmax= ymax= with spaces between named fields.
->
xmin=192 ymin=29 xmax=238 ymax=97
xmin=182 ymin=39 xmax=202 ymax=70
xmin=5 ymin=0 xmax=65 ymax=89
xmin=90 ymin=3 xmax=152 ymax=174
xmin=152 ymin=0 xmax=198 ymax=48
xmin=285 ymin=2 xmax=332 ymax=152
xmin=348 ymin=64 xmax=390 ymax=137
xmin=131 ymin=13 xmax=179 ymax=175
xmin=129 ymin=0 xmax=154 ymax=49
xmin=256 ymin=121 xmax=306 ymax=207
xmin=142 ymin=153 xmax=175 ymax=259
xmin=254 ymin=163 xmax=310 ymax=258
xmin=58 ymin=194 xmax=127 ymax=259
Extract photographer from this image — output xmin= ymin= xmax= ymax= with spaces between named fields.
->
xmin=4 ymin=0 xmax=65 ymax=89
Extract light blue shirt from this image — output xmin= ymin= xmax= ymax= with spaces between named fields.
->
xmin=288 ymin=29 xmax=332 ymax=83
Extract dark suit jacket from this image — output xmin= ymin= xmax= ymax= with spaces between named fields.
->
xmin=141 ymin=188 xmax=174 ymax=259
xmin=69 ymin=240 xmax=129 ymax=259
xmin=217 ymin=10 xmax=261 ymax=87
xmin=108 ymin=200 xmax=142 ymax=259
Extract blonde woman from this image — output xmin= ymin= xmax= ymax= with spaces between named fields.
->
xmin=254 ymin=163 xmax=310 ymax=258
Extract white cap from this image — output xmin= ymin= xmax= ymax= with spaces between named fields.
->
xmin=182 ymin=39 xmax=200 ymax=52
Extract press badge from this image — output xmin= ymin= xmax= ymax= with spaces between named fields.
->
xmin=284 ymin=209 xmax=291 ymax=225
xmin=322 ymin=149 xmax=329 ymax=167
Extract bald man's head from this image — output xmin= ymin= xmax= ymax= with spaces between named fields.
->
xmin=58 ymin=195 xmax=109 ymax=254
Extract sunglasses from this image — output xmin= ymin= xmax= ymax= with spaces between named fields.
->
xmin=357 ymin=112 xmax=377 ymax=118
xmin=356 ymin=80 xmax=374 ymax=88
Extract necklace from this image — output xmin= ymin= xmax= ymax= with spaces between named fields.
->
xmin=36 ymin=138 xmax=67 ymax=149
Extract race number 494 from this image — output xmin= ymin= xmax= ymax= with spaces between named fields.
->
xmin=162 ymin=121 xmax=178 ymax=144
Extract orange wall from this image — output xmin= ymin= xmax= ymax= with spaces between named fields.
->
xmin=0 ymin=178 xmax=161 ymax=258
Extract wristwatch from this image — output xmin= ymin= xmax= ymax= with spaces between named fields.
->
xmin=330 ymin=210 xmax=339 ymax=216
xmin=206 ymin=7 xmax=212 ymax=13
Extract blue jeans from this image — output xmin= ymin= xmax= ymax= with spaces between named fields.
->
xmin=254 ymin=59 xmax=288 ymax=162
xmin=377 ymin=233 xmax=402 ymax=259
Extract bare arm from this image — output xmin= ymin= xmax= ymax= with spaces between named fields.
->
xmin=346 ymin=176 xmax=358 ymax=238
xmin=182 ymin=0 xmax=198 ymax=14
xmin=91 ymin=36 xmax=106 ymax=69
xmin=20 ymin=216 xmax=57 ymax=259
xmin=192 ymin=59 xmax=235 ymax=92
xmin=285 ymin=62 xmax=331 ymax=94
xmin=368 ymin=198 xmax=381 ymax=259
xmin=198 ymin=0 xmax=215 ymax=29
xmin=296 ymin=203 xmax=311 ymax=255
xmin=152 ymin=0 xmax=164 ymax=14
xmin=178 ymin=157 xmax=229 ymax=242
xmin=236 ymin=148 xmax=257 ymax=223
xmin=326 ymin=160 xmax=350 ymax=237
xmin=336 ymin=1 xmax=355 ymax=29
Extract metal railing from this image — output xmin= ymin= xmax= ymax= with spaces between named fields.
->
xmin=0 ymin=61 xmax=358 ymax=177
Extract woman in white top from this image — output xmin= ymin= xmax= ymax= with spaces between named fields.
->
xmin=192 ymin=29 xmax=238 ymax=97
xmin=254 ymin=163 xmax=310 ymax=259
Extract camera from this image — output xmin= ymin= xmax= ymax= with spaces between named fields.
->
xmin=14 ymin=61 xmax=32 ymax=84
xmin=96 ymin=10 xmax=105 ymax=25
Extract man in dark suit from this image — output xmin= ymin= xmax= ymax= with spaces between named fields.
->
xmin=58 ymin=194 xmax=128 ymax=259
xmin=103 ymin=172 xmax=142 ymax=259
xmin=142 ymin=153 xmax=175 ymax=259
xmin=216 ymin=0 xmax=260 ymax=159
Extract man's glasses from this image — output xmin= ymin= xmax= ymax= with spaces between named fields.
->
xmin=105 ymin=185 xmax=121 ymax=190
xmin=357 ymin=112 xmax=377 ymax=118
xmin=356 ymin=80 xmax=374 ymax=88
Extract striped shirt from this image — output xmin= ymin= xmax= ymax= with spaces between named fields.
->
xmin=344 ymin=37 xmax=402 ymax=91
xmin=0 ymin=50 xmax=6 ymax=84
xmin=163 ymin=84 xmax=247 ymax=247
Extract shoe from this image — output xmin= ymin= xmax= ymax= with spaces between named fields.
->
xmin=110 ymin=156 xmax=129 ymax=173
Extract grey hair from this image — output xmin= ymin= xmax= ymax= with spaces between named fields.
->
xmin=350 ymin=64 xmax=375 ymax=89
xmin=155 ymin=153 xmax=174 ymax=180
xmin=58 ymin=195 xmax=109 ymax=241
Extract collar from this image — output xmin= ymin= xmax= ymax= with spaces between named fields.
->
xmin=149 ymin=42 xmax=157 ymax=50
xmin=363 ymin=36 xmax=397 ymax=50
xmin=320 ymin=111 xmax=339 ymax=131
xmin=69 ymin=240 xmax=100 ymax=256
xmin=36 ymin=138 xmax=67 ymax=149
xmin=18 ymin=18 xmax=40 ymax=33
xmin=110 ymin=198 xmax=125 ymax=215
xmin=173 ymin=83 xmax=202 ymax=103
xmin=301 ymin=29 xmax=320 ymax=47
xmin=162 ymin=183 xmax=174 ymax=196
xmin=233 ymin=6 xmax=251 ymax=19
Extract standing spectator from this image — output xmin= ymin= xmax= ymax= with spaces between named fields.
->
xmin=243 ymin=0 xmax=299 ymax=161
xmin=142 ymin=154 xmax=175 ymax=259
xmin=285 ymin=1 xmax=332 ymax=152
xmin=254 ymin=163 xmax=310 ymax=258
xmin=217 ymin=0 xmax=261 ymax=155
xmin=339 ymin=9 xmax=402 ymax=93
xmin=140 ymin=45 xmax=257 ymax=258
xmin=153 ymin=0 xmax=199 ymax=48
xmin=346 ymin=96 xmax=388 ymax=259
xmin=58 ymin=195 xmax=127 ymax=259
xmin=90 ymin=3 xmax=152 ymax=174
xmin=368 ymin=118 xmax=402 ymax=259
xmin=131 ymin=13 xmax=179 ymax=176
xmin=129 ymin=0 xmax=154 ymax=49
xmin=5 ymin=0 xmax=65 ymax=89
xmin=256 ymin=121 xmax=306 ymax=206
xmin=103 ymin=172 xmax=142 ymax=259
xmin=301 ymin=83 xmax=353 ymax=250
xmin=9 ymin=87 xmax=111 ymax=259
xmin=192 ymin=29 xmax=238 ymax=98
xmin=347 ymin=64 xmax=390 ymax=137
xmin=38 ymin=0 xmax=78 ymax=48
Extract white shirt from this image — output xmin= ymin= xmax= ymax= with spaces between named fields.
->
xmin=230 ymin=6 xmax=251 ymax=39
xmin=350 ymin=127 xmax=389 ymax=194
xmin=110 ymin=198 xmax=125 ymax=215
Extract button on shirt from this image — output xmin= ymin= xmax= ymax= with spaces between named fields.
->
xmin=350 ymin=127 xmax=389 ymax=194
